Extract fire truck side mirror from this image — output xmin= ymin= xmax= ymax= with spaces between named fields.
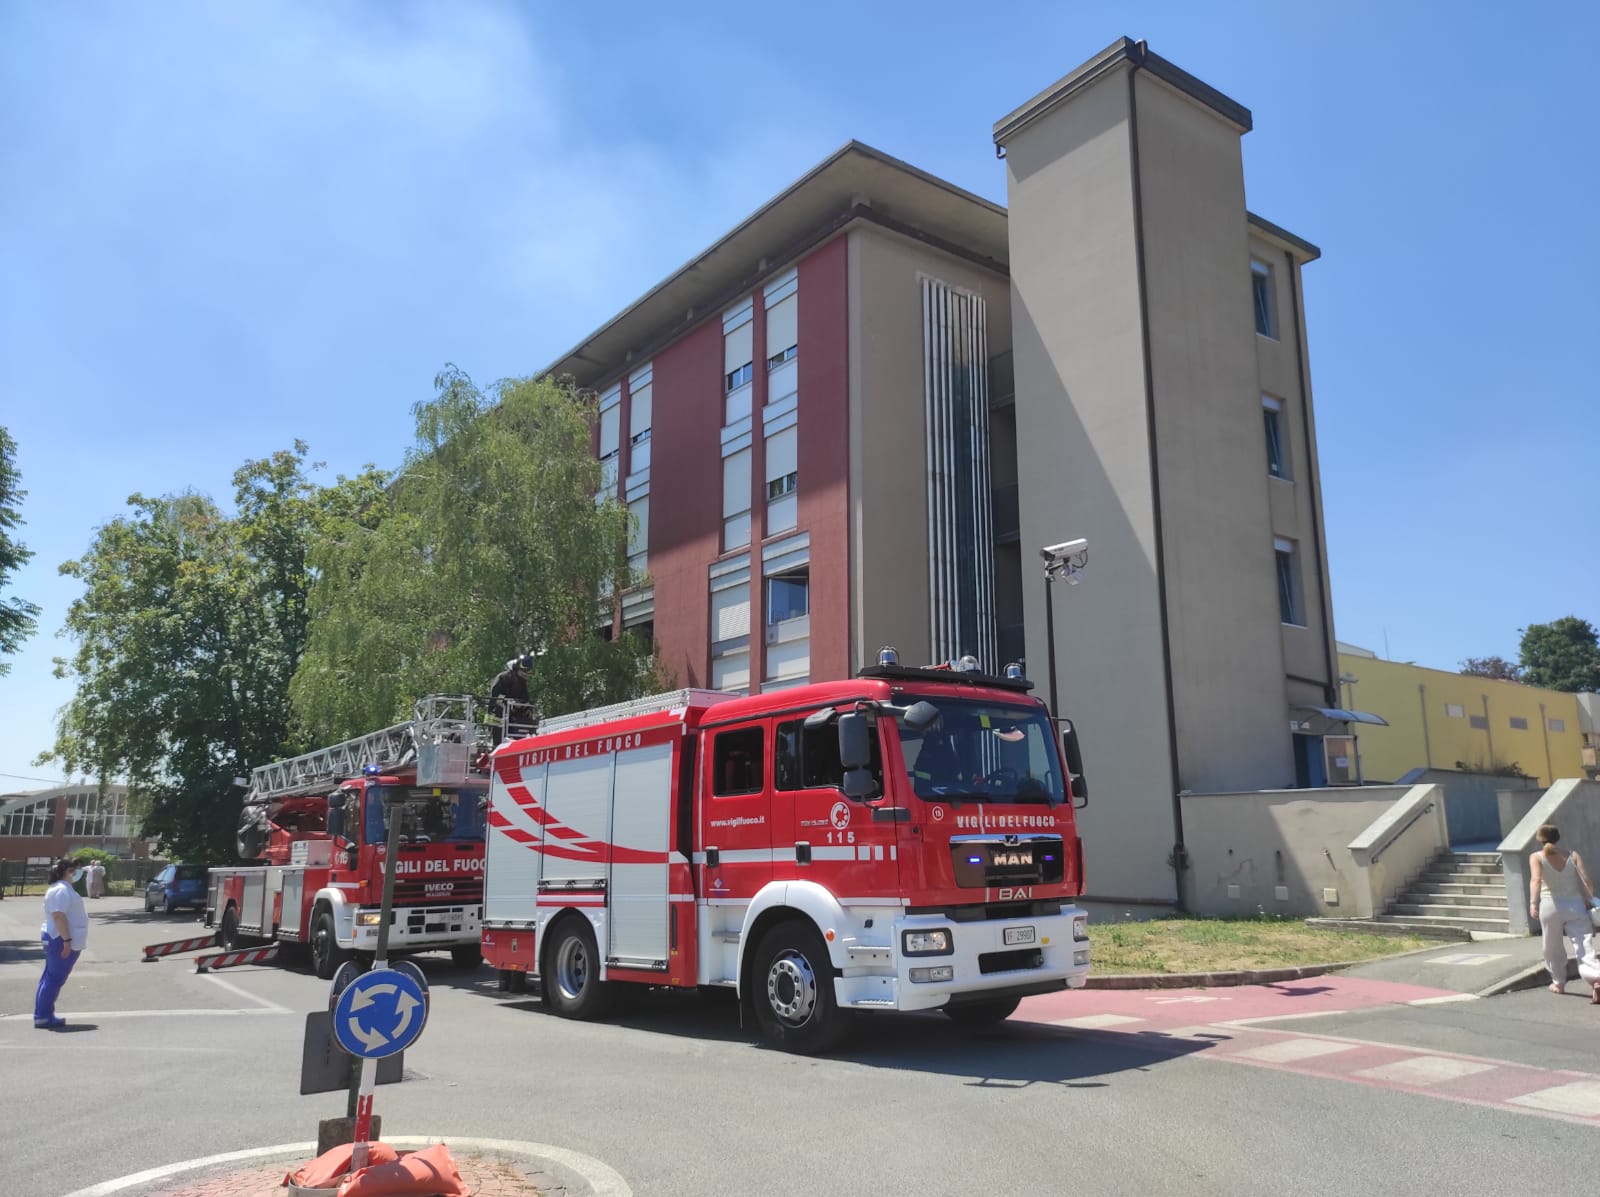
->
xmin=837 ymin=712 xmax=879 ymax=803
xmin=1061 ymin=721 xmax=1088 ymax=808
xmin=326 ymin=790 xmax=347 ymax=841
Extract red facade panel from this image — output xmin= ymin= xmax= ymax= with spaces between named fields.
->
xmin=647 ymin=321 xmax=724 ymax=689
xmin=797 ymin=235 xmax=850 ymax=681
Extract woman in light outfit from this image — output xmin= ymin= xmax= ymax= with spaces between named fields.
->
xmin=1528 ymin=824 xmax=1597 ymax=998
xmin=36 ymin=856 xmax=90 ymax=1028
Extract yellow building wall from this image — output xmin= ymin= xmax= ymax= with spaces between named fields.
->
xmin=1337 ymin=653 xmax=1583 ymax=787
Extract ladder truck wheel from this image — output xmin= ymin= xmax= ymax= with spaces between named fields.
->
xmin=943 ymin=996 xmax=1022 ymax=1026
xmin=219 ymin=905 xmax=241 ymax=950
xmin=311 ymin=908 xmax=351 ymax=981
xmin=452 ymin=945 xmax=483 ymax=970
xmin=541 ymin=916 xmax=615 ymax=1020
xmin=750 ymin=919 xmax=851 ymax=1055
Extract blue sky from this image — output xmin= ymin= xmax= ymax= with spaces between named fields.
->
xmin=2 ymin=1 xmax=1596 ymax=788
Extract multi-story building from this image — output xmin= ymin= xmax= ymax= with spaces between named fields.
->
xmin=545 ymin=38 xmax=1338 ymax=903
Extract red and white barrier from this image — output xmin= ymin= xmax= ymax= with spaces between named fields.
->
xmin=194 ymin=944 xmax=279 ymax=973
xmin=141 ymin=934 xmax=219 ymax=963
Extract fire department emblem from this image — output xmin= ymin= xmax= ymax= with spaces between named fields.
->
xmin=829 ymin=801 xmax=851 ymax=830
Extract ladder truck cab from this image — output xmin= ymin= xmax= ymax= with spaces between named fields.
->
xmin=482 ymin=649 xmax=1093 ymax=1054
xmin=206 ymin=696 xmax=496 ymax=979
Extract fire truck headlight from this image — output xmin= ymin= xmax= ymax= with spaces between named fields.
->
xmin=1072 ymin=915 xmax=1088 ymax=942
xmin=910 ymin=965 xmax=955 ymax=983
xmin=356 ymin=911 xmax=382 ymax=927
xmin=903 ymin=929 xmax=952 ymax=956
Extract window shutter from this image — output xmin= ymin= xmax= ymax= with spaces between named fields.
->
xmin=599 ymin=405 xmax=620 ymax=458
xmin=723 ymin=448 xmax=751 ymax=517
xmin=765 ymin=427 xmax=797 ymax=483
xmin=766 ymin=295 xmax=797 ymax=358
xmin=711 ymin=587 xmax=750 ymax=641
xmin=725 ymin=320 xmax=753 ymax=374
xmin=630 ymin=383 xmax=652 ymax=438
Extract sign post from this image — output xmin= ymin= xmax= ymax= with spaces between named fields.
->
xmin=347 ymin=779 xmax=401 ymax=1170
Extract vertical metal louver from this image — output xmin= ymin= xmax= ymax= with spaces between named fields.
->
xmin=921 ymin=278 xmax=997 ymax=671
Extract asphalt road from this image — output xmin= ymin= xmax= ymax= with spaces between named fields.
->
xmin=3 ymin=897 xmax=1598 ymax=1197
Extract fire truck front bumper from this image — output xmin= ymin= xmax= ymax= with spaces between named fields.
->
xmin=835 ymin=907 xmax=1090 ymax=1013
xmin=351 ymin=904 xmax=482 ymax=950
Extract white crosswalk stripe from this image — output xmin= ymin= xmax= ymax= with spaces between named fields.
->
xmin=1354 ymin=1056 xmax=1496 ymax=1086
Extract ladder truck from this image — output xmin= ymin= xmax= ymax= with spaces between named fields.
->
xmin=481 ymin=649 xmax=1093 ymax=1054
xmin=205 ymin=695 xmax=500 ymax=979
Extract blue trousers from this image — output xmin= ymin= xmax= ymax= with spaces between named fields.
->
xmin=35 ymin=934 xmax=81 ymax=1023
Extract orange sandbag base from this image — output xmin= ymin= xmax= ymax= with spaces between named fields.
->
xmin=284 ymin=1142 xmax=469 ymax=1196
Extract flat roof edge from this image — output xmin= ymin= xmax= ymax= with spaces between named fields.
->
xmin=1247 ymin=211 xmax=1321 ymax=262
xmin=993 ymin=37 xmax=1252 ymax=149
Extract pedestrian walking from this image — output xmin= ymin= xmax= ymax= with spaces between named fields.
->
xmin=36 ymin=856 xmax=89 ymax=1029
xmin=87 ymin=859 xmax=105 ymax=898
xmin=1528 ymin=824 xmax=1597 ymax=995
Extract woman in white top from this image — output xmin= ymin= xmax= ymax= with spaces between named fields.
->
xmin=35 ymin=857 xmax=90 ymax=1029
xmin=1528 ymin=824 xmax=1596 ymax=997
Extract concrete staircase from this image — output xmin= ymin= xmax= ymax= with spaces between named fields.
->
xmin=1372 ymin=850 xmax=1510 ymax=938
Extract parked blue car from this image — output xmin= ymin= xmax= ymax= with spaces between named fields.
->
xmin=143 ymin=864 xmax=208 ymax=914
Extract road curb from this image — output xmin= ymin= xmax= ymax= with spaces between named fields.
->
xmin=1084 ymin=962 xmax=1355 ymax=989
xmin=59 ymin=1136 xmax=632 ymax=1197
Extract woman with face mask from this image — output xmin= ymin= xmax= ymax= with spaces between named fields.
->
xmin=35 ymin=857 xmax=89 ymax=1029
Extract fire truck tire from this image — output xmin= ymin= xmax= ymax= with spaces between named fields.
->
xmin=311 ymin=909 xmax=351 ymax=980
xmin=219 ymin=905 xmax=241 ymax=950
xmin=452 ymin=945 xmax=483 ymax=969
xmin=943 ymin=996 xmax=1022 ymax=1026
xmin=750 ymin=920 xmax=851 ymax=1055
xmin=541 ymin=917 xmax=614 ymax=1020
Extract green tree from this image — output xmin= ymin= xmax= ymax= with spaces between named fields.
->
xmin=291 ymin=367 xmax=660 ymax=742
xmin=1460 ymin=656 xmax=1523 ymax=682
xmin=44 ymin=446 xmax=388 ymax=862
xmin=0 ymin=425 xmax=40 ymax=674
xmin=1518 ymin=616 xmax=1600 ymax=693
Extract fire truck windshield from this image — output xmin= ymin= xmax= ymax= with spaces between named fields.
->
xmin=896 ymin=699 xmax=1064 ymax=805
xmin=364 ymin=787 xmax=486 ymax=844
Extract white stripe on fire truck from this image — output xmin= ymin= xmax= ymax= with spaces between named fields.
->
xmin=690 ymin=845 xmax=898 ymax=865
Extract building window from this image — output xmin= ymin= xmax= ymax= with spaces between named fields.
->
xmin=765 ymin=274 xmax=798 ymax=381
xmin=1274 ymin=537 xmax=1302 ymax=626
xmin=1509 ymin=716 xmax=1529 ymax=730
xmin=722 ymin=448 xmax=751 ymax=552
xmin=768 ymin=345 xmax=797 ymax=369
xmin=711 ymin=727 xmax=764 ymax=797
xmin=765 ymin=425 xmax=798 ymax=534
xmin=628 ymin=366 xmax=653 ymax=475
xmin=598 ymin=386 xmax=621 ymax=499
xmin=1549 ymin=717 xmax=1567 ymax=733
xmin=767 ymin=569 xmax=809 ymax=625
xmin=1252 ymin=260 xmax=1277 ymax=339
xmin=1469 ymin=714 xmax=1489 ymax=730
xmin=0 ymin=796 xmax=53 ymax=837
xmin=710 ymin=568 xmax=752 ymax=694
xmin=1444 ymin=703 xmax=1466 ymax=719
xmin=627 ymin=496 xmax=649 ymax=577
xmin=724 ymin=299 xmax=754 ymax=425
xmin=1263 ymin=395 xmax=1288 ymax=479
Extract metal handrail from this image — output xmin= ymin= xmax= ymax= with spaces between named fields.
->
xmin=1369 ymin=801 xmax=1435 ymax=865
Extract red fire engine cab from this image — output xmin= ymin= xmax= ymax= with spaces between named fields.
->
xmin=482 ymin=650 xmax=1091 ymax=1053
xmin=206 ymin=696 xmax=493 ymax=979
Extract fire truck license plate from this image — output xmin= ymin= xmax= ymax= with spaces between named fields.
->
xmin=1004 ymin=926 xmax=1036 ymax=946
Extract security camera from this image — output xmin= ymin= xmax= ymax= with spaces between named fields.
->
xmin=1040 ymin=538 xmax=1088 ymax=561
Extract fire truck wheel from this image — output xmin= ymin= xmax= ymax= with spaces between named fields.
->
xmin=542 ymin=916 xmax=614 ymax=1020
xmin=943 ymin=996 xmax=1022 ymax=1026
xmin=219 ymin=905 xmax=241 ymax=950
xmin=311 ymin=909 xmax=351 ymax=981
xmin=452 ymin=945 xmax=483 ymax=970
xmin=751 ymin=920 xmax=850 ymax=1055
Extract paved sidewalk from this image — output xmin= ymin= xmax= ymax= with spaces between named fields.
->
xmin=1342 ymin=933 xmax=1547 ymax=995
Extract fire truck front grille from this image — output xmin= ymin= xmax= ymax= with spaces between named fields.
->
xmin=950 ymin=836 xmax=1065 ymax=889
xmin=979 ymin=947 xmax=1045 ymax=975
xmin=394 ymin=879 xmax=482 ymax=905
xmin=399 ymin=905 xmax=468 ymax=935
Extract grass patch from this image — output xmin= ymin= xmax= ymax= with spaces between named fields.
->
xmin=1087 ymin=917 xmax=1432 ymax=975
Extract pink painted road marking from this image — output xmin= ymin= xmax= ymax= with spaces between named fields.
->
xmin=1018 ymin=974 xmax=1460 ymax=1032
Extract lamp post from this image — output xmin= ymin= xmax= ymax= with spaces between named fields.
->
xmin=1039 ymin=539 xmax=1088 ymax=720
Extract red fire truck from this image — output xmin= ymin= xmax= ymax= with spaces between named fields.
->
xmin=206 ymin=696 xmax=497 ymax=979
xmin=482 ymin=650 xmax=1091 ymax=1053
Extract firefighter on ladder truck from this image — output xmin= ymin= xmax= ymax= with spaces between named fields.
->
xmin=481 ymin=648 xmax=1093 ymax=1054
xmin=205 ymin=696 xmax=494 ymax=980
